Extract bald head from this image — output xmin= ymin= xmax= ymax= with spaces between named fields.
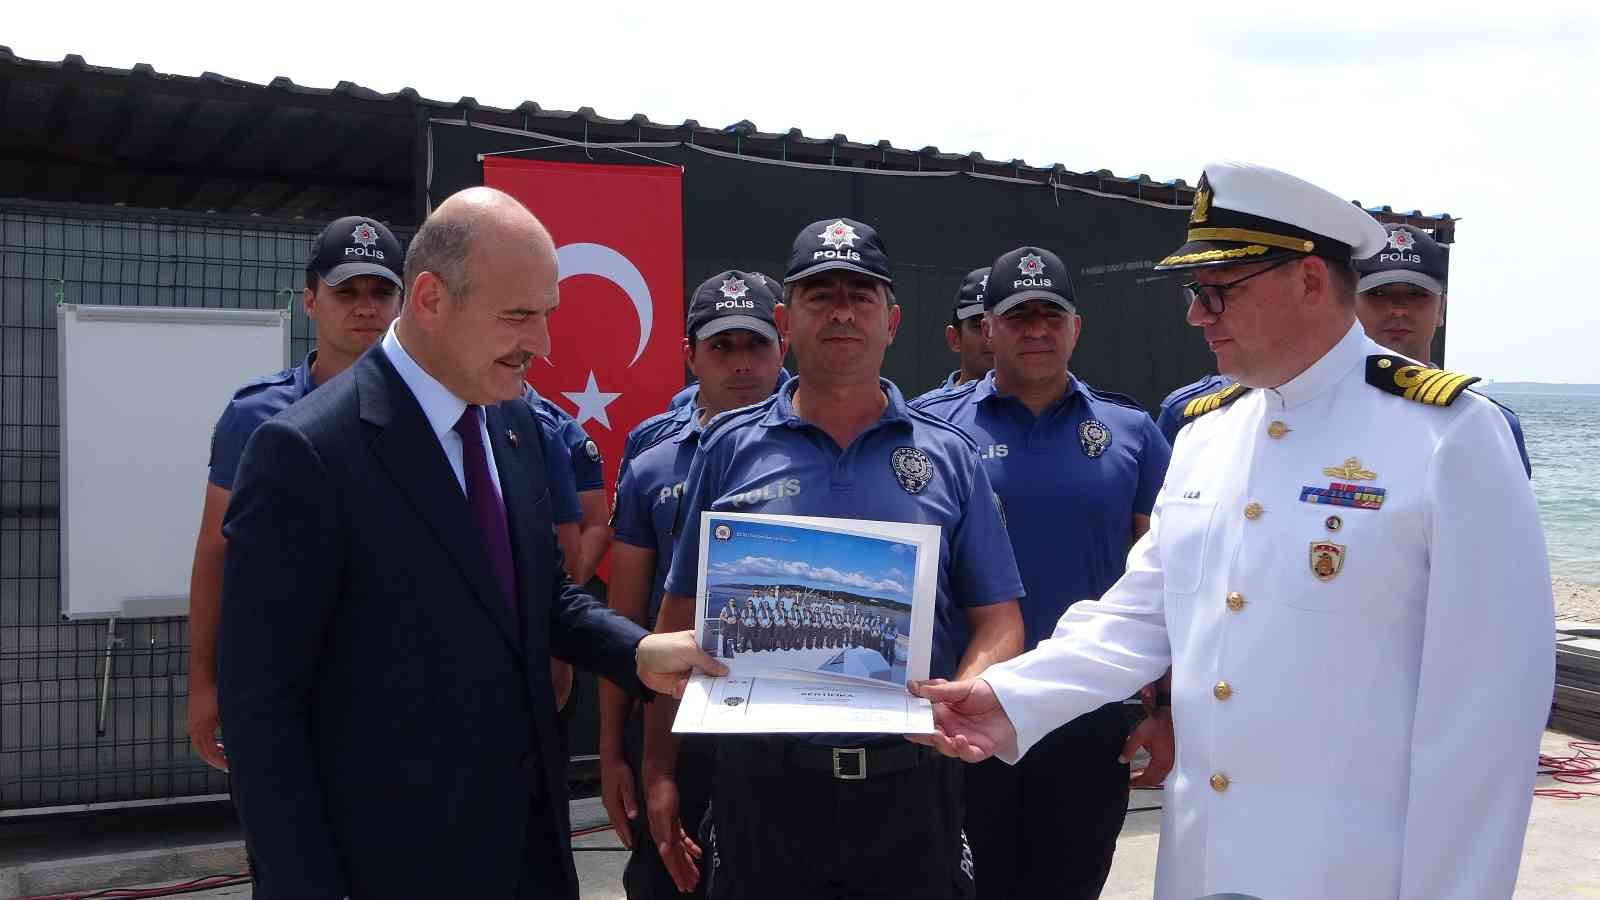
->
xmin=397 ymin=187 xmax=562 ymax=405
xmin=403 ymin=187 xmax=555 ymax=305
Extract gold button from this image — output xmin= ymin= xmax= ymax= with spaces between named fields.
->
xmin=1267 ymin=421 xmax=1289 ymax=439
xmin=1213 ymin=681 xmax=1233 ymax=701
xmin=1210 ymin=772 xmax=1230 ymax=792
xmin=1243 ymin=502 xmax=1263 ymax=520
xmin=1226 ymin=592 xmax=1245 ymax=612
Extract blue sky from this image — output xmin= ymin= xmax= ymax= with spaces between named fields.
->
xmin=11 ymin=2 xmax=1597 ymax=382
xmin=706 ymin=518 xmax=914 ymax=602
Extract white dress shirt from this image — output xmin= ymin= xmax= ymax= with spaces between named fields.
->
xmin=981 ymin=321 xmax=1554 ymax=900
xmin=381 ymin=323 xmax=504 ymax=500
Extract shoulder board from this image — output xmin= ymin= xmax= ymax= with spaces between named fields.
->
xmin=230 ymin=367 xmax=296 ymax=399
xmin=1366 ymin=356 xmax=1480 ymax=407
xmin=1180 ymin=382 xmax=1249 ymax=419
xmin=1084 ymin=386 xmax=1147 ymax=413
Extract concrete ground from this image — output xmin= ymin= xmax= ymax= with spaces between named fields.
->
xmin=5 ymin=729 xmax=1595 ymax=899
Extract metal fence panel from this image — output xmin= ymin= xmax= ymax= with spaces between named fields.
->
xmin=0 ymin=201 xmax=323 ymax=812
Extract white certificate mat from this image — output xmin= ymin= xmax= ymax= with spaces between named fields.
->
xmin=673 ymin=674 xmax=935 ymax=734
xmin=676 ymin=512 xmax=941 ymax=734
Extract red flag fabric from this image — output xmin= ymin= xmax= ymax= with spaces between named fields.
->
xmin=483 ymin=157 xmax=684 ymax=547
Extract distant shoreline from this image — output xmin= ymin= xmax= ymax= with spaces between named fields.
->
xmin=1478 ymin=382 xmax=1600 ymax=395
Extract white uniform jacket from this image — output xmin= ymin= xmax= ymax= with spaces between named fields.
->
xmin=982 ymin=323 xmax=1554 ymax=900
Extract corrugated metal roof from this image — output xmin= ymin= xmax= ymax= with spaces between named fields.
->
xmin=0 ymin=47 xmax=1456 ymax=239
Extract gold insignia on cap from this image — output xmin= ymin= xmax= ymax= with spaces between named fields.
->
xmin=1190 ymin=182 xmax=1211 ymax=224
xmin=1185 ymin=227 xmax=1315 ymax=254
xmin=1159 ymin=245 xmax=1271 ymax=267
xmin=1323 ymin=457 xmax=1376 ymax=481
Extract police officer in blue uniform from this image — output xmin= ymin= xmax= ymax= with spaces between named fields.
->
xmin=1354 ymin=223 xmax=1530 ymax=476
xmin=663 ymin=275 xmax=792 ymax=413
xmin=914 ymin=267 xmax=993 ymax=404
xmin=602 ymin=270 xmax=789 ymax=899
xmin=185 ymin=215 xmax=405 ymax=873
xmin=913 ymin=245 xmax=1174 ymax=899
xmin=643 ymin=217 xmax=1025 ymax=900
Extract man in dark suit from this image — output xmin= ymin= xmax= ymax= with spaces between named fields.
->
xmin=218 ymin=187 xmax=724 ymax=900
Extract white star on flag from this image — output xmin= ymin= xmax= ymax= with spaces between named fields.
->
xmin=562 ymin=371 xmax=622 ymax=430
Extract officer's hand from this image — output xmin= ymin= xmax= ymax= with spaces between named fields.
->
xmin=599 ymin=751 xmax=637 ymax=849
xmin=906 ymin=678 xmax=1018 ymax=763
xmin=551 ymin=659 xmax=574 ymax=711
xmin=644 ymin=772 xmax=701 ymax=892
xmin=185 ymin=681 xmax=229 ymax=772
xmin=1122 ymin=709 xmax=1175 ymax=788
xmin=636 ymin=631 xmax=729 ymax=698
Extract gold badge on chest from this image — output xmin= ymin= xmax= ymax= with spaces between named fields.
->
xmin=1309 ymin=541 xmax=1346 ymax=582
xmin=1322 ymin=457 xmax=1375 ymax=481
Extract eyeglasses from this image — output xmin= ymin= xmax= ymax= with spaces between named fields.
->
xmin=1180 ymin=256 xmax=1298 ymax=315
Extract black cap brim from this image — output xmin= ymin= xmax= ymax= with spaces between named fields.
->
xmin=783 ymin=260 xmax=893 ymax=288
xmin=695 ymin=316 xmax=780 ymax=344
xmin=1357 ymin=271 xmax=1446 ymax=296
xmin=990 ymin=292 xmax=1075 ymax=316
xmin=319 ymin=262 xmax=404 ymax=289
xmin=1153 ymin=241 xmax=1302 ymax=272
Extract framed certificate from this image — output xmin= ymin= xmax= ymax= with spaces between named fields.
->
xmin=673 ymin=512 xmax=939 ymax=734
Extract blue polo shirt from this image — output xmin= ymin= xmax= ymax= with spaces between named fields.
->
xmin=909 ymin=369 xmax=971 ymax=406
xmin=613 ymin=414 xmax=703 ymax=624
xmin=666 ymin=367 xmax=794 ymax=411
xmin=664 ymin=378 xmax=1023 ymax=685
xmin=522 ymin=398 xmax=585 ymax=527
xmin=523 ymin=387 xmax=604 ymax=493
xmin=914 ymin=373 xmax=1171 ymax=650
xmin=1154 ymin=373 xmax=1232 ymax=446
xmin=208 ymin=352 xmax=319 ymax=490
xmin=618 ymin=401 xmax=698 ymax=487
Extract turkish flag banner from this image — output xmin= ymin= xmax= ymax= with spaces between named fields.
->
xmin=484 ymin=157 xmax=684 ymax=526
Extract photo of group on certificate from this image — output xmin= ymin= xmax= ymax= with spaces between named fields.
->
xmin=675 ymin=512 xmax=940 ymax=734
xmin=696 ymin=514 xmax=928 ymax=687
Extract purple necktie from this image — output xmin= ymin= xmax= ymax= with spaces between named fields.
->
xmin=452 ymin=406 xmax=518 ymax=616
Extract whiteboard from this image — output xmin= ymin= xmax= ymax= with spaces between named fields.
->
xmin=58 ymin=304 xmax=291 ymax=619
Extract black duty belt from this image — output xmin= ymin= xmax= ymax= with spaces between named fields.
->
xmin=783 ymin=741 xmax=938 ymax=781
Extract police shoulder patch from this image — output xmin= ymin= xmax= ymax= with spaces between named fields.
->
xmin=1181 ymin=382 xmax=1249 ymax=419
xmin=1365 ymin=355 xmax=1480 ymax=407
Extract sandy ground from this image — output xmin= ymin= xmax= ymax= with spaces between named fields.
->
xmin=1554 ymin=577 xmax=1600 ymax=624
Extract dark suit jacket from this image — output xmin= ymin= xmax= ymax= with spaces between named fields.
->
xmin=218 ymin=346 xmax=649 ymax=900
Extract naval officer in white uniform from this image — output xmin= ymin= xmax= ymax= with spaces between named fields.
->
xmin=911 ymin=161 xmax=1555 ymax=900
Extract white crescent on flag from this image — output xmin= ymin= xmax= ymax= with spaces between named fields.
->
xmin=554 ymin=242 xmax=654 ymax=367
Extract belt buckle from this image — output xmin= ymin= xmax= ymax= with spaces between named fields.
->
xmin=832 ymin=747 xmax=867 ymax=781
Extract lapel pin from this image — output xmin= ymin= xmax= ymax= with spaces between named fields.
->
xmin=506 ymin=430 xmax=519 ymax=448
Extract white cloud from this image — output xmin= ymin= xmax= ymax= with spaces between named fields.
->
xmin=709 ymin=555 xmax=907 ymax=597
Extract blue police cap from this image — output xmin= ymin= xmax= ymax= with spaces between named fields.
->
xmin=686 ymin=270 xmax=781 ymax=343
xmin=1355 ymin=224 xmax=1448 ymax=296
xmin=953 ymin=267 xmax=990 ymax=320
xmin=783 ymin=218 xmax=893 ymax=287
xmin=986 ymin=247 xmax=1075 ymax=315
